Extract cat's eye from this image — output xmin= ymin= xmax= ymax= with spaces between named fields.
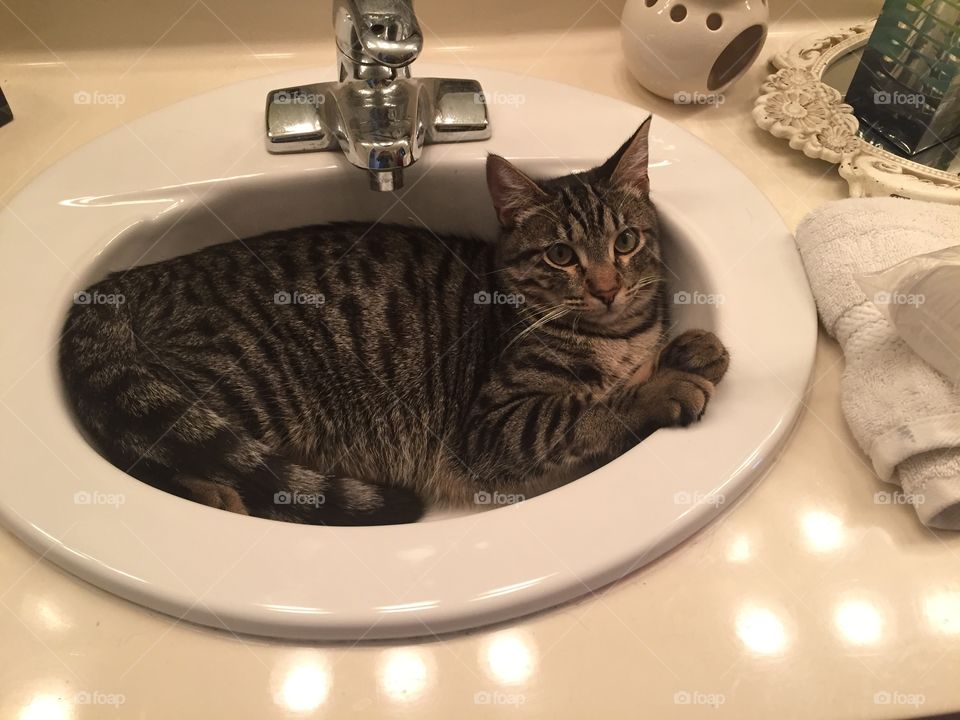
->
xmin=614 ymin=230 xmax=640 ymax=255
xmin=545 ymin=243 xmax=577 ymax=267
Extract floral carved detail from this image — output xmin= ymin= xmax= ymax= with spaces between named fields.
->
xmin=761 ymin=68 xmax=841 ymax=102
xmin=753 ymin=69 xmax=858 ymax=162
xmin=754 ymin=20 xmax=960 ymax=204
xmin=772 ymin=22 xmax=876 ymax=72
xmin=813 ymin=115 xmax=861 ymax=157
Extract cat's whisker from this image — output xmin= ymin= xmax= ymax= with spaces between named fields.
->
xmin=521 ymin=306 xmax=568 ymax=334
xmin=519 ymin=303 xmax=565 ymax=321
xmin=504 ymin=302 xmax=566 ymax=337
xmin=505 ymin=305 xmax=570 ymax=351
xmin=625 ymin=275 xmax=662 ymax=297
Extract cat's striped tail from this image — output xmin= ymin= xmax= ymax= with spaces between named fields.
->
xmin=59 ymin=294 xmax=423 ymax=526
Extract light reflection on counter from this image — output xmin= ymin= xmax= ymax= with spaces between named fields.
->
xmin=483 ymin=631 xmax=536 ymax=685
xmin=31 ymin=596 xmax=71 ymax=632
xmin=801 ymin=510 xmax=845 ymax=554
xmin=834 ymin=598 xmax=885 ymax=647
xmin=379 ymin=648 xmax=434 ymax=703
xmin=20 ymin=693 xmax=72 ymax=720
xmin=736 ymin=605 xmax=789 ymax=656
xmin=726 ymin=534 xmax=752 ymax=563
xmin=275 ymin=657 xmax=331 ymax=713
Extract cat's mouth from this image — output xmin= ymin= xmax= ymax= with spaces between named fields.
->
xmin=590 ymin=294 xmax=628 ymax=314
xmin=568 ymin=292 xmax=658 ymax=328
xmin=571 ymin=300 xmax=629 ymax=326
xmin=564 ymin=297 xmax=620 ymax=313
xmin=549 ymin=292 xmax=643 ymax=326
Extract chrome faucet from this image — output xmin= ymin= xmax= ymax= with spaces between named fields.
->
xmin=265 ymin=0 xmax=491 ymax=191
xmin=334 ymin=0 xmax=421 ymax=81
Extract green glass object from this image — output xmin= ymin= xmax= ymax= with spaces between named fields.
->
xmin=845 ymin=0 xmax=960 ymax=156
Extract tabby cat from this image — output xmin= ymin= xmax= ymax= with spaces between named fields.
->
xmin=60 ymin=117 xmax=729 ymax=525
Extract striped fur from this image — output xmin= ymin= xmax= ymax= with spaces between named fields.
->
xmin=59 ymin=118 xmax=729 ymax=525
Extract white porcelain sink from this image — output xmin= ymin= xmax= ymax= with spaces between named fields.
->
xmin=0 ymin=65 xmax=816 ymax=639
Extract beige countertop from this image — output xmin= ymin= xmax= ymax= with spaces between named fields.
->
xmin=2 ymin=1 xmax=959 ymax=718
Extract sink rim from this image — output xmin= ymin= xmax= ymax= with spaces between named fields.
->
xmin=0 ymin=65 xmax=816 ymax=640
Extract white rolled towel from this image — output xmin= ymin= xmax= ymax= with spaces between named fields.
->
xmin=796 ymin=198 xmax=960 ymax=530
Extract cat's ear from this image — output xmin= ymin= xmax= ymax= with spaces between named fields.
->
xmin=486 ymin=154 xmax=550 ymax=229
xmin=598 ymin=116 xmax=652 ymax=194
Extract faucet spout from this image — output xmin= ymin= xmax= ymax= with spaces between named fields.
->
xmin=264 ymin=1 xmax=490 ymax=190
xmin=334 ymin=0 xmax=422 ymax=80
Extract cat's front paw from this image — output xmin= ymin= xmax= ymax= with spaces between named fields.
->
xmin=659 ymin=329 xmax=729 ymax=384
xmin=646 ymin=369 xmax=714 ymax=428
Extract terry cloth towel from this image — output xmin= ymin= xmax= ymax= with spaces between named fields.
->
xmin=796 ymin=198 xmax=960 ymax=530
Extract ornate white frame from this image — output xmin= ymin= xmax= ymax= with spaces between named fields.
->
xmin=753 ymin=20 xmax=960 ymax=204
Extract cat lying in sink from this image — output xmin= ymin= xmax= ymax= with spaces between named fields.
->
xmin=60 ymin=117 xmax=729 ymax=526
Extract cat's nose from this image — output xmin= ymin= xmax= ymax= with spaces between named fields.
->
xmin=586 ymin=271 xmax=622 ymax=306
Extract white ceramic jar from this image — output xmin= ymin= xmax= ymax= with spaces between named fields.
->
xmin=620 ymin=0 xmax=769 ymax=102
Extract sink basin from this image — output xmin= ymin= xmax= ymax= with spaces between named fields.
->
xmin=0 ymin=65 xmax=816 ymax=639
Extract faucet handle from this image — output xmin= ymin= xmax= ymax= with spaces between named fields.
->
xmin=335 ymin=0 xmax=423 ymax=78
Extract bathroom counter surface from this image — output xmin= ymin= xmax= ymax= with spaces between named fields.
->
xmin=2 ymin=2 xmax=958 ymax=718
